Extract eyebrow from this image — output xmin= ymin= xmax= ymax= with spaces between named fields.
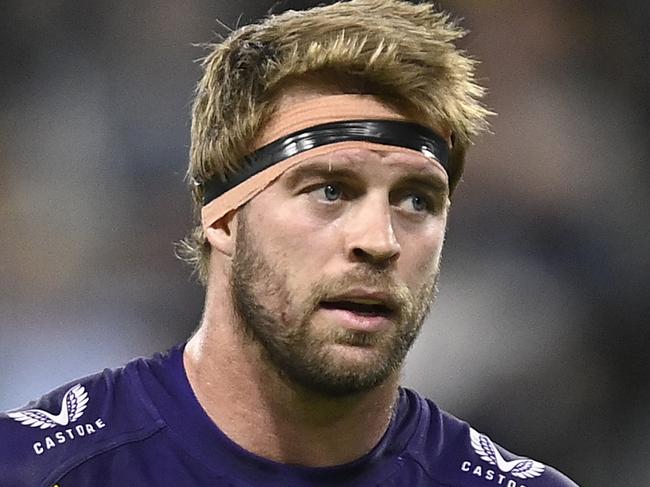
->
xmin=283 ymin=160 xmax=449 ymax=194
xmin=283 ymin=163 xmax=358 ymax=188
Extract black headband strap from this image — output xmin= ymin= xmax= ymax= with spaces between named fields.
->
xmin=202 ymin=119 xmax=450 ymax=206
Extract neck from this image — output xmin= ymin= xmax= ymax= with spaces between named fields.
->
xmin=183 ymin=283 xmax=399 ymax=467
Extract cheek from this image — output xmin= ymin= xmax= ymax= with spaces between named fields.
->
xmin=250 ymin=201 xmax=336 ymax=288
xmin=397 ymin=221 xmax=446 ymax=282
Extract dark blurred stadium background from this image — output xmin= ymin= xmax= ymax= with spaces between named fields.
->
xmin=1 ymin=1 xmax=648 ymax=484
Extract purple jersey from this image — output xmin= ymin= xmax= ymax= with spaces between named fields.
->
xmin=0 ymin=345 xmax=578 ymax=486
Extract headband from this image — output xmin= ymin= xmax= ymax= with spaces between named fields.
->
xmin=200 ymin=95 xmax=451 ymax=231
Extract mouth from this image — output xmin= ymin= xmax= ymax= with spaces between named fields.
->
xmin=319 ymin=300 xmax=395 ymax=318
xmin=317 ymin=293 xmax=398 ymax=332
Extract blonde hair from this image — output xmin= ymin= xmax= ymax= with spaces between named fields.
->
xmin=179 ymin=0 xmax=492 ymax=284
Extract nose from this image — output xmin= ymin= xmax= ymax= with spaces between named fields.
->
xmin=345 ymin=195 xmax=401 ymax=267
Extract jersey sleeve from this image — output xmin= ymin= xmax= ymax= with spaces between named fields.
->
xmin=400 ymin=392 xmax=580 ymax=486
xmin=0 ymin=365 xmax=164 ymax=487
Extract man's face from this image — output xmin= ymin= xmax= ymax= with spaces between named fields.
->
xmin=230 ymin=147 xmax=449 ymax=397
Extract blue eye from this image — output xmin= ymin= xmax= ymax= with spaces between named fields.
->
xmin=409 ymin=194 xmax=429 ymax=212
xmin=322 ymin=184 xmax=342 ymax=201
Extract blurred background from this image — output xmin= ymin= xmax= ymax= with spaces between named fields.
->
xmin=1 ymin=0 xmax=648 ymax=484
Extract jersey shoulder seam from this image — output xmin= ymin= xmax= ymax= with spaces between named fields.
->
xmin=399 ymin=453 xmax=461 ymax=487
xmin=43 ymin=420 xmax=166 ymax=487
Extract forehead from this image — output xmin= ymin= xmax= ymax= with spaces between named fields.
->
xmin=281 ymin=147 xmax=449 ymax=186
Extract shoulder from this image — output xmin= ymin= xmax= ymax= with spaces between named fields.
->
xmin=0 ymin=354 xmax=166 ymax=487
xmin=399 ymin=388 xmax=580 ymax=487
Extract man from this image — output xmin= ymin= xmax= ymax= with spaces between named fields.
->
xmin=0 ymin=1 xmax=579 ymax=485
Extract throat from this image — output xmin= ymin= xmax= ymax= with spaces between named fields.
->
xmin=184 ymin=320 xmax=399 ymax=467
xmin=248 ymin=389 xmax=398 ymax=467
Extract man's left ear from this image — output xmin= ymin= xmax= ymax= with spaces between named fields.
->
xmin=204 ymin=210 xmax=237 ymax=258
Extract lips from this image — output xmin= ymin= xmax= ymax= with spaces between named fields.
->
xmin=319 ymin=291 xmax=398 ymax=319
xmin=319 ymin=300 xmax=393 ymax=317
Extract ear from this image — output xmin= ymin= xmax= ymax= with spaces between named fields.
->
xmin=205 ymin=210 xmax=238 ymax=258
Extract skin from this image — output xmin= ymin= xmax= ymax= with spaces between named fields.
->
xmin=184 ymin=85 xmax=450 ymax=467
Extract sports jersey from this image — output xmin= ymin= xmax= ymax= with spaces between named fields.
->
xmin=0 ymin=345 xmax=578 ymax=486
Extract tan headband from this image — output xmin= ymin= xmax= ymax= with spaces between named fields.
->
xmin=201 ymin=94 xmax=449 ymax=231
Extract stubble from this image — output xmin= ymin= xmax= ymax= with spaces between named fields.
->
xmin=230 ymin=210 xmax=440 ymax=397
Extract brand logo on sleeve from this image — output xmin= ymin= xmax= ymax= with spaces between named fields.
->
xmin=8 ymin=384 xmax=108 ymax=455
xmin=460 ymin=428 xmax=545 ymax=487
xmin=8 ymin=384 xmax=89 ymax=428
xmin=470 ymin=428 xmax=545 ymax=479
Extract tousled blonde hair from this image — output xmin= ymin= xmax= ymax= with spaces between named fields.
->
xmin=179 ymin=0 xmax=491 ymax=284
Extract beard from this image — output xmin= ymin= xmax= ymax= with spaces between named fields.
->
xmin=230 ymin=210 xmax=440 ymax=397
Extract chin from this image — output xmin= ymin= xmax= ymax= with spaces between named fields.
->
xmin=307 ymin=344 xmax=398 ymax=392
